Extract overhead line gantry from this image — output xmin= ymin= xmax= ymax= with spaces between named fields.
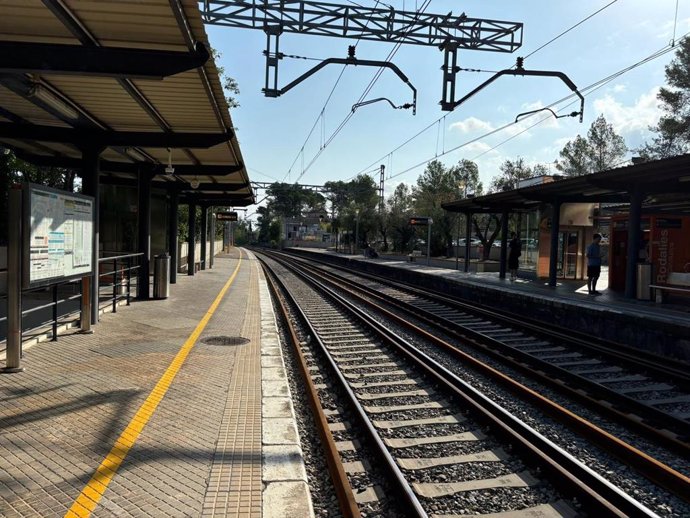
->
xmin=201 ymin=0 xmax=523 ymax=110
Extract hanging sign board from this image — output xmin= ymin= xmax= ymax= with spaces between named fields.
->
xmin=216 ymin=211 xmax=238 ymax=221
xmin=409 ymin=217 xmax=433 ymax=226
xmin=22 ymin=184 xmax=94 ymax=289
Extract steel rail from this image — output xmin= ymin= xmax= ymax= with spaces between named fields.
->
xmin=259 ymin=255 xmax=428 ymax=517
xmin=288 ymin=249 xmax=690 ymax=386
xmin=267 ymin=251 xmax=690 ymax=504
xmin=261 ymin=250 xmax=658 ymax=516
xmin=290 ymin=255 xmax=690 ymax=450
xmin=263 ymin=266 xmax=361 ymax=518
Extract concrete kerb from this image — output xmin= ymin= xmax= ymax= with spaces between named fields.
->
xmin=258 ymin=273 xmax=315 ymax=518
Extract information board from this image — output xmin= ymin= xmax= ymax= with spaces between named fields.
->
xmin=23 ymin=184 xmax=94 ymax=288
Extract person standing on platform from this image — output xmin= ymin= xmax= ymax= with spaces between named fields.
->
xmin=586 ymin=233 xmax=603 ymax=295
xmin=508 ymin=232 xmax=521 ymax=281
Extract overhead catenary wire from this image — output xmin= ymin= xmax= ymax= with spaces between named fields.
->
xmin=294 ymin=0 xmax=434 ymax=183
xmin=382 ymin=35 xmax=688 ymax=182
xmin=282 ymin=0 xmax=384 ymax=182
xmin=348 ymin=0 xmax=622 ymax=181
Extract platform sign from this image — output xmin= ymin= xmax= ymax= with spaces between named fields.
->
xmin=409 ymin=217 xmax=432 ymax=226
xmin=216 ymin=211 xmax=238 ymax=221
xmin=22 ymin=184 xmax=94 ymax=289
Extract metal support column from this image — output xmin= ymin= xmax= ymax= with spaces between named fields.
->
xmin=464 ymin=212 xmax=472 ymax=273
xmin=168 ymin=190 xmax=178 ymax=284
xmin=499 ymin=209 xmax=509 ymax=279
xmin=209 ymin=208 xmax=215 ymax=269
xmin=440 ymin=41 xmax=460 ymax=111
xmin=137 ymin=169 xmax=151 ymax=299
xmin=188 ymin=202 xmax=196 ymax=275
xmin=548 ymin=199 xmax=562 ymax=287
xmin=200 ymin=205 xmax=207 ymax=270
xmin=624 ymin=187 xmax=643 ymax=299
xmin=3 ymin=187 xmax=24 ymax=372
xmin=263 ymin=27 xmax=283 ymax=96
xmin=81 ymin=146 xmax=103 ymax=324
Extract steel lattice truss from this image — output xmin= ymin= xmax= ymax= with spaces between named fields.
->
xmin=201 ymin=0 xmax=522 ymax=52
xmin=201 ymin=0 xmax=523 ymax=110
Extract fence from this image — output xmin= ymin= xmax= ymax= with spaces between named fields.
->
xmin=0 ymin=252 xmax=142 ymax=346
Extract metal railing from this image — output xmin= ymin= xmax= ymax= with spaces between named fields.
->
xmin=97 ymin=252 xmax=143 ymax=314
xmin=0 ymin=252 xmax=143 ymax=347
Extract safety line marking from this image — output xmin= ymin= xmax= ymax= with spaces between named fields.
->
xmin=65 ymin=254 xmax=244 ymax=517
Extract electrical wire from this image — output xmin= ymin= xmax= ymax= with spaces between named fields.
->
xmin=294 ymin=0 xmax=433 ymax=183
xmin=522 ymin=0 xmax=618 ymax=61
xmin=347 ymin=0 xmax=623 ymax=181
xmin=385 ymin=34 xmax=688 ymax=182
xmin=282 ymin=0 xmax=384 ymax=182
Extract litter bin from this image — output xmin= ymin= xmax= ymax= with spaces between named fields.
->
xmin=153 ymin=254 xmax=170 ymax=299
xmin=636 ymin=263 xmax=652 ymax=300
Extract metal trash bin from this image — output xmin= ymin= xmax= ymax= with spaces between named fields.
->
xmin=153 ymin=254 xmax=170 ymax=299
xmin=636 ymin=263 xmax=652 ymax=300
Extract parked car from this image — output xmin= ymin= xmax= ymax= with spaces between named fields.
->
xmin=455 ymin=238 xmax=481 ymax=246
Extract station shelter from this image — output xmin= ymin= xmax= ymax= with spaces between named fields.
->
xmin=0 ymin=1 xmax=255 ymax=367
xmin=442 ymin=153 xmax=690 ymax=299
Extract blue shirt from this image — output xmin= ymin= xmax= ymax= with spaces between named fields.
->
xmin=586 ymin=242 xmax=601 ymax=267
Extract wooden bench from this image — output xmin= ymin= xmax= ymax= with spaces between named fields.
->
xmin=650 ymin=272 xmax=690 ymax=302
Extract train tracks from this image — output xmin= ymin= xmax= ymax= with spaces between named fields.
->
xmin=258 ymin=250 xmax=688 ymax=517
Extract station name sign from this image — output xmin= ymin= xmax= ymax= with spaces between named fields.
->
xmin=216 ymin=211 xmax=238 ymax=221
xmin=409 ymin=217 xmax=433 ymax=226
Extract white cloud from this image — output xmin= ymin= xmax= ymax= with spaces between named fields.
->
xmin=459 ymin=141 xmax=496 ymax=156
xmin=612 ymin=84 xmax=627 ymax=93
xmin=449 ymin=116 xmax=494 ymax=134
xmin=592 ymin=87 xmax=661 ymax=137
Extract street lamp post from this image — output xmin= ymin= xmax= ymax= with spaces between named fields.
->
xmin=354 ymin=208 xmax=360 ymax=255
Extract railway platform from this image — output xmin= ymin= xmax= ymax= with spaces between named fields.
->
xmin=288 ymin=248 xmax=690 ymax=362
xmin=0 ymin=249 xmax=314 ymax=518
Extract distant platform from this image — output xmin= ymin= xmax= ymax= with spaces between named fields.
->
xmin=288 ymin=247 xmax=690 ymax=363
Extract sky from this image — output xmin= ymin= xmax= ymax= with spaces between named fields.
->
xmin=204 ymin=1 xmax=690 ymax=218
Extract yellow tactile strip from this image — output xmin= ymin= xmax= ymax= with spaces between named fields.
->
xmin=202 ymin=254 xmax=262 ymax=518
xmin=65 ymin=257 xmax=244 ymax=517
xmin=0 ymin=251 xmax=253 ymax=517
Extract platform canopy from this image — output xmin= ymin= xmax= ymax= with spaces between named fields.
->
xmin=0 ymin=0 xmax=253 ymax=206
xmin=443 ymin=154 xmax=690 ymax=214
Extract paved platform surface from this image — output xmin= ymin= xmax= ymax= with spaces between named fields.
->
xmin=0 ymin=249 xmax=313 ymax=517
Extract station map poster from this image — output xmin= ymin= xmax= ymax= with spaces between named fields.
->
xmin=22 ymin=184 xmax=94 ymax=288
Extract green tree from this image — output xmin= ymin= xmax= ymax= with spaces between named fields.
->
xmin=555 ymin=135 xmax=590 ymax=176
xmin=212 ymin=48 xmax=241 ymax=109
xmin=490 ymin=157 xmax=535 ymax=192
xmin=588 ymin=115 xmax=627 ymax=171
xmin=386 ymin=182 xmax=415 ymax=253
xmin=556 ymin=115 xmax=627 ymax=175
xmin=325 ymin=175 xmax=378 ymax=250
xmin=266 ymin=182 xmax=324 ymax=219
xmin=638 ymin=36 xmax=690 ymax=158
xmin=413 ymin=159 xmax=480 ymax=256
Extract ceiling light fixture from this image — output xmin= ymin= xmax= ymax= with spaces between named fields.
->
xmin=190 ymin=176 xmax=200 ymax=189
xmin=29 ymin=84 xmax=79 ymax=120
xmin=165 ymin=148 xmax=175 ymax=175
